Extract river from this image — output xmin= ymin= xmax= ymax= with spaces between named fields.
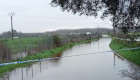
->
xmin=1 ymin=37 xmax=140 ymax=80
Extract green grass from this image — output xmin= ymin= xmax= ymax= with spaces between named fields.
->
xmin=0 ymin=63 xmax=33 ymax=77
xmin=110 ymin=39 xmax=140 ymax=66
xmin=0 ymin=37 xmax=46 ymax=53
xmin=0 ymin=39 xmax=93 ymax=77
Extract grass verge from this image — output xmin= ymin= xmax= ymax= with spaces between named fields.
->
xmin=109 ymin=39 xmax=140 ymax=66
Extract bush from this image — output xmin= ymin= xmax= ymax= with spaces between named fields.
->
xmin=52 ymin=35 xmax=62 ymax=47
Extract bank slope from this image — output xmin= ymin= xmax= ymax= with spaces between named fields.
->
xmin=109 ymin=39 xmax=140 ymax=66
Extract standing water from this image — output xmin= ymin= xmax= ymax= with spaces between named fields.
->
xmin=1 ymin=37 xmax=140 ymax=80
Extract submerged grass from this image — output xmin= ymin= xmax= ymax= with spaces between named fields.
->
xmin=109 ymin=39 xmax=140 ymax=66
xmin=0 ymin=39 xmax=94 ymax=77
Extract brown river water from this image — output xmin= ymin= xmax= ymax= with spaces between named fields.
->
xmin=1 ymin=37 xmax=140 ymax=80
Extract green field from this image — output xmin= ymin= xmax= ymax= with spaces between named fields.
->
xmin=0 ymin=37 xmax=47 ymax=54
xmin=109 ymin=39 xmax=140 ymax=66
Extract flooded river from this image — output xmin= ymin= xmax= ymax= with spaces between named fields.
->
xmin=1 ymin=37 xmax=140 ymax=80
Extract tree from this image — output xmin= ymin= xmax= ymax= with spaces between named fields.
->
xmin=52 ymin=34 xmax=62 ymax=47
xmin=51 ymin=0 xmax=140 ymax=33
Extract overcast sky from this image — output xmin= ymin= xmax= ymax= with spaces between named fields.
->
xmin=0 ymin=0 xmax=113 ymax=33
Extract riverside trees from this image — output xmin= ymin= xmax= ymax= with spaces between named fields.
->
xmin=51 ymin=0 xmax=140 ymax=34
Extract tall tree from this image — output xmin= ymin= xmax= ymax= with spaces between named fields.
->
xmin=51 ymin=0 xmax=140 ymax=33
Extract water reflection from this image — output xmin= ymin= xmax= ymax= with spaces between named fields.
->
xmin=119 ymin=58 xmax=140 ymax=80
xmin=1 ymin=37 xmax=140 ymax=80
xmin=113 ymin=53 xmax=140 ymax=80
xmin=114 ymin=53 xmax=116 ymax=68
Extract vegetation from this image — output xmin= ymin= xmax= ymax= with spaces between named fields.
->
xmin=51 ymin=0 xmax=140 ymax=33
xmin=0 ymin=40 xmax=11 ymax=61
xmin=0 ymin=28 xmax=101 ymax=77
xmin=52 ymin=35 xmax=62 ymax=47
xmin=1 ymin=31 xmax=100 ymax=62
xmin=0 ymin=63 xmax=32 ymax=77
xmin=110 ymin=38 xmax=140 ymax=66
xmin=0 ymin=39 xmax=94 ymax=77
xmin=0 ymin=37 xmax=46 ymax=54
xmin=127 ymin=32 xmax=140 ymax=41
xmin=0 ymin=28 xmax=107 ymax=54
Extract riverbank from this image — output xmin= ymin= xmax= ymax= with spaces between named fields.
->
xmin=109 ymin=38 xmax=140 ymax=66
xmin=0 ymin=39 xmax=95 ymax=77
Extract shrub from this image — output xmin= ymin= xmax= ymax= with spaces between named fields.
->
xmin=52 ymin=35 xmax=62 ymax=47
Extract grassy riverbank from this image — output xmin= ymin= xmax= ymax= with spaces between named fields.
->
xmin=0 ymin=39 xmax=94 ymax=77
xmin=109 ymin=39 xmax=140 ymax=66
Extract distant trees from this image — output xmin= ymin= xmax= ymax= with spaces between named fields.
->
xmin=0 ymin=30 xmax=46 ymax=38
xmin=2 ymin=31 xmax=11 ymax=38
xmin=46 ymin=28 xmax=113 ymax=35
xmin=1 ymin=29 xmax=18 ymax=38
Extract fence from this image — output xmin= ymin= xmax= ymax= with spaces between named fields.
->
xmin=0 ymin=33 xmax=98 ymax=63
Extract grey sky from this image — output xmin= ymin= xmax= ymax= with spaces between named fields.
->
xmin=0 ymin=0 xmax=112 ymax=33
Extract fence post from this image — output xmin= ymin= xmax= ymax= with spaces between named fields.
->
xmin=0 ymin=44 xmax=2 ymax=62
xmin=5 ymin=39 xmax=9 ymax=62
xmin=38 ymin=36 xmax=40 ymax=52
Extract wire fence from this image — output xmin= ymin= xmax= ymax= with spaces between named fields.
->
xmin=113 ymin=38 xmax=140 ymax=48
xmin=1 ymin=30 xmax=139 ymax=65
xmin=0 ymin=33 xmax=99 ymax=63
xmin=1 ymin=47 xmax=140 ymax=66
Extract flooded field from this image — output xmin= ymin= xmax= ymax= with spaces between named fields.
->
xmin=1 ymin=37 xmax=140 ymax=80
